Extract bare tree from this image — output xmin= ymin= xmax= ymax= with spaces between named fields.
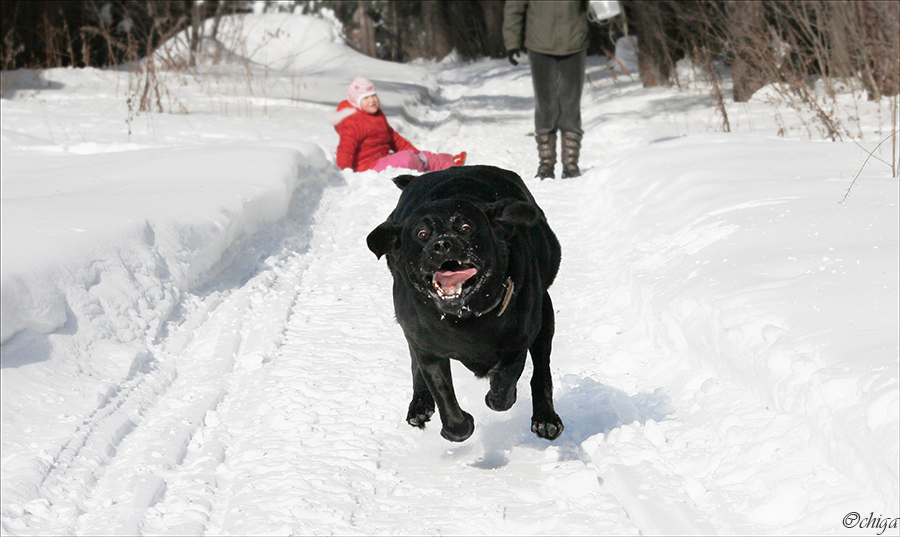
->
xmin=727 ymin=1 xmax=772 ymax=102
xmin=857 ymin=0 xmax=900 ymax=100
xmin=624 ymin=0 xmax=674 ymax=87
xmin=422 ymin=0 xmax=451 ymax=60
xmin=480 ymin=0 xmax=505 ymax=58
xmin=188 ymin=0 xmax=211 ymax=67
xmin=356 ymin=1 xmax=376 ymax=57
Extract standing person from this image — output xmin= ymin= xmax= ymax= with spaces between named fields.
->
xmin=504 ymin=0 xmax=589 ymax=179
xmin=334 ymin=77 xmax=466 ymax=173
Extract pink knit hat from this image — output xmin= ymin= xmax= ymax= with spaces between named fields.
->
xmin=348 ymin=77 xmax=377 ymax=108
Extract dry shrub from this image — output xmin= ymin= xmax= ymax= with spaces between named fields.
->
xmin=621 ymin=0 xmax=899 ymax=141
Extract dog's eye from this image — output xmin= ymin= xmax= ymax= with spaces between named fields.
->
xmin=416 ymin=228 xmax=430 ymax=240
xmin=459 ymin=223 xmax=472 ymax=234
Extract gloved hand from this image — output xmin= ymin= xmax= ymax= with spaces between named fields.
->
xmin=507 ymin=48 xmax=521 ymax=66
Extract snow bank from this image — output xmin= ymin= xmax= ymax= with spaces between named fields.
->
xmin=596 ymin=133 xmax=899 ymax=508
xmin=155 ymin=13 xmax=438 ymax=113
xmin=1 ymin=142 xmax=330 ymax=345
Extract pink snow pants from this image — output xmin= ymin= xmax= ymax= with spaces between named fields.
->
xmin=372 ymin=150 xmax=456 ymax=173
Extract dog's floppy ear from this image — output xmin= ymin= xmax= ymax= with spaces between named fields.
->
xmin=482 ymin=198 xmax=542 ymax=227
xmin=367 ymin=220 xmax=401 ymax=259
xmin=392 ymin=174 xmax=416 ymax=190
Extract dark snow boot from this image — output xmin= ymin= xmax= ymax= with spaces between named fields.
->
xmin=561 ymin=131 xmax=582 ymax=178
xmin=535 ymin=132 xmax=556 ymax=179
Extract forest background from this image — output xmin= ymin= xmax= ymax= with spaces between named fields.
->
xmin=0 ymin=0 xmax=898 ymax=161
xmin=2 ymin=0 xmax=898 ymax=107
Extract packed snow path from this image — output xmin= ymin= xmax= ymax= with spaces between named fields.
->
xmin=2 ymin=34 xmax=897 ymax=536
xmin=4 ymin=168 xmax=691 ymax=535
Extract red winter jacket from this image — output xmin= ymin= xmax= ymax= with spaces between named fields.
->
xmin=334 ymin=100 xmax=417 ymax=172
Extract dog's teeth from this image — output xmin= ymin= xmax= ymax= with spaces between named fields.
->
xmin=434 ymin=283 xmax=462 ymax=300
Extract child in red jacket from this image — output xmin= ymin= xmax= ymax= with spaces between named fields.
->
xmin=334 ymin=77 xmax=466 ymax=173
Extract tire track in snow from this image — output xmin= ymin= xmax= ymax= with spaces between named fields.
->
xmin=174 ymin=175 xmax=638 ymax=535
xmin=69 ymin=165 xmax=338 ymax=535
xmin=181 ymin=176 xmax=416 ymax=534
xmin=1 ymin=349 xmax=175 ymax=534
xmin=71 ymin=245 xmax=309 ymax=534
xmin=139 ymin=260 xmax=306 ymax=535
xmin=0 ymin=165 xmax=335 ymax=535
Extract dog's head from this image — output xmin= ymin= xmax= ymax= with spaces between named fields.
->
xmin=368 ymin=197 xmax=541 ymax=318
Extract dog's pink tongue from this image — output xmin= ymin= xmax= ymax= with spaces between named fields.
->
xmin=434 ymin=268 xmax=477 ymax=293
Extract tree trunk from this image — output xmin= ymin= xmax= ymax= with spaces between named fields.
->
xmin=210 ymin=1 xmax=228 ymax=42
xmin=858 ymin=0 xmax=899 ymax=100
xmin=357 ymin=1 xmax=377 ymax=57
xmin=625 ymin=0 xmax=672 ymax=87
xmin=727 ymin=1 xmax=771 ymax=102
xmin=480 ymin=0 xmax=506 ymax=58
xmin=209 ymin=1 xmax=229 ymax=64
xmin=423 ymin=1 xmax=451 ymax=60
xmin=388 ymin=1 xmax=399 ymax=62
xmin=189 ymin=0 xmax=205 ymax=67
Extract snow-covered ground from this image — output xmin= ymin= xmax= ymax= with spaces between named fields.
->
xmin=2 ymin=13 xmax=898 ymax=536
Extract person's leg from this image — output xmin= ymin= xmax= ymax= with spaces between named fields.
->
xmin=529 ymin=50 xmax=560 ymax=179
xmin=557 ymin=50 xmax=586 ymax=136
xmin=528 ymin=50 xmax=560 ymax=136
xmin=559 ymin=50 xmax=586 ymax=178
xmin=419 ymin=151 xmax=456 ymax=171
xmin=372 ymin=149 xmax=426 ymax=172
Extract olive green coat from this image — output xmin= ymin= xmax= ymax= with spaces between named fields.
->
xmin=503 ymin=0 xmax=590 ymax=56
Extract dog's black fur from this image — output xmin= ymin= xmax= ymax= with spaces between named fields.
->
xmin=366 ymin=165 xmax=563 ymax=442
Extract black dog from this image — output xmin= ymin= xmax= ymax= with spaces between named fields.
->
xmin=366 ymin=165 xmax=563 ymax=442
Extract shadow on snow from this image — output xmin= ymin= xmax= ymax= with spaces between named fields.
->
xmin=443 ymin=376 xmax=673 ymax=470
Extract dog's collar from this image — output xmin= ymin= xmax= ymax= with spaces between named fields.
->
xmin=475 ymin=277 xmax=514 ymax=318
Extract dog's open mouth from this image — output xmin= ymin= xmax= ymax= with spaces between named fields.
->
xmin=432 ymin=260 xmax=478 ymax=300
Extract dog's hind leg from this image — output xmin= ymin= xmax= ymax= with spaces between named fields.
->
xmin=529 ymin=292 xmax=564 ymax=440
xmin=485 ymin=352 xmax=526 ymax=412
xmin=407 ymin=351 xmax=435 ymax=429
xmin=416 ymin=351 xmax=475 ymax=442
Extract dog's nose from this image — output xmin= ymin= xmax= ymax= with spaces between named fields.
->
xmin=432 ymin=238 xmax=453 ymax=254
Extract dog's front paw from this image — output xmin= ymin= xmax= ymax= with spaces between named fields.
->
xmin=406 ymin=399 xmax=435 ymax=429
xmin=440 ymin=411 xmax=475 ymax=442
xmin=485 ymin=386 xmax=517 ymax=412
xmin=531 ymin=413 xmax=564 ymax=440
